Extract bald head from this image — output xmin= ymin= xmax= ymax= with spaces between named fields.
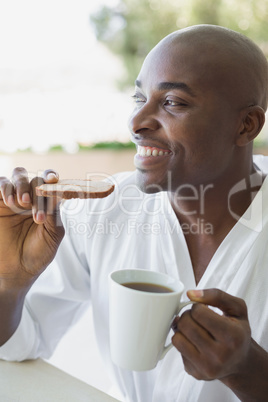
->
xmin=148 ymin=24 xmax=268 ymax=111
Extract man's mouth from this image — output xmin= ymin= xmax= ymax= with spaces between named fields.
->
xmin=137 ymin=145 xmax=171 ymax=157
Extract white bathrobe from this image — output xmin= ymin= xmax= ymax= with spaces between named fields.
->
xmin=1 ymin=155 xmax=268 ymax=402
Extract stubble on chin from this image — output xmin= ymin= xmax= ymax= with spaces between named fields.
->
xmin=134 ymin=169 xmax=168 ymax=194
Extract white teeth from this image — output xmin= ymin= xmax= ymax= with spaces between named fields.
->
xmin=137 ymin=146 xmax=170 ymax=157
xmin=140 ymin=147 xmax=146 ymax=156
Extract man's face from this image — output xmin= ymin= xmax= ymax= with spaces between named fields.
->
xmin=129 ymin=39 xmax=244 ymax=194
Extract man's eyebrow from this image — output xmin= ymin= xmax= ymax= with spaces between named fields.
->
xmin=135 ymin=80 xmax=196 ymax=97
xmin=158 ymin=82 xmax=196 ymax=97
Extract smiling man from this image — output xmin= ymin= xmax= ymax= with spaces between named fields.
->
xmin=0 ymin=25 xmax=268 ymax=402
xmin=131 ymin=25 xmax=266 ymax=190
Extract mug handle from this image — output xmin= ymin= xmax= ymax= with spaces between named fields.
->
xmin=160 ymin=300 xmax=194 ymax=360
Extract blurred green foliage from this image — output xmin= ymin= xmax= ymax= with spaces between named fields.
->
xmin=15 ymin=141 xmax=136 ymax=153
xmin=79 ymin=141 xmax=135 ymax=150
xmin=90 ymin=0 xmax=268 ymax=89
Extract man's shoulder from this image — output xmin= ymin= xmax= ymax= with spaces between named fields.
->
xmin=253 ymin=154 xmax=268 ymax=172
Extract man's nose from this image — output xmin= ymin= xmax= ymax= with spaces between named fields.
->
xmin=129 ymin=102 xmax=160 ymax=134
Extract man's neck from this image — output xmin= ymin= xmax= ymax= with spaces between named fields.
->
xmin=168 ymin=169 xmax=265 ymax=284
xmin=169 ymin=169 xmax=264 ymax=234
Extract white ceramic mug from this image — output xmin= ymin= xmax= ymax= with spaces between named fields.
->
xmin=109 ymin=269 xmax=192 ymax=371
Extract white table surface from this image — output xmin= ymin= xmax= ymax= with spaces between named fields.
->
xmin=0 ymin=358 xmax=121 ymax=401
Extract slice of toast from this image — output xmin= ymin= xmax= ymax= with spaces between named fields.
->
xmin=36 ymin=179 xmax=115 ymax=199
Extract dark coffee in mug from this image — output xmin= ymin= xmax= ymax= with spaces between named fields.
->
xmin=122 ymin=282 xmax=173 ymax=293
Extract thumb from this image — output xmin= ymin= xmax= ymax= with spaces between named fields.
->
xmin=43 ymin=169 xmax=59 ymax=183
xmin=187 ymin=288 xmax=248 ymax=319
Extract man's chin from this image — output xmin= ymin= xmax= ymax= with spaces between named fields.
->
xmin=135 ymin=169 xmax=165 ymax=194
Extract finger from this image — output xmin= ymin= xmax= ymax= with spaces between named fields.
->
xmin=187 ymin=288 xmax=248 ymax=319
xmin=171 ymin=315 xmax=180 ymax=332
xmin=0 ymin=176 xmax=15 ymax=206
xmin=174 ymin=309 xmax=215 ymax=352
xmin=11 ymin=167 xmax=32 ymax=207
xmin=30 ymin=176 xmax=46 ymax=224
xmin=179 ymin=355 xmax=204 ymax=381
xmin=172 ymin=328 xmax=200 ymax=358
xmin=190 ymin=302 xmax=238 ymax=341
xmin=43 ymin=197 xmax=64 ymax=239
xmin=30 ymin=177 xmax=62 ymax=225
xmin=43 ymin=169 xmax=59 ymax=183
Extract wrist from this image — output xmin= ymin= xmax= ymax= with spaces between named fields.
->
xmin=0 ymin=269 xmax=38 ymax=293
xmin=221 ymin=339 xmax=268 ymax=402
xmin=0 ymin=278 xmax=33 ymax=346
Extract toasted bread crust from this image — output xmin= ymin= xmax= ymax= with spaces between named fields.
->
xmin=35 ymin=180 xmax=115 ymax=199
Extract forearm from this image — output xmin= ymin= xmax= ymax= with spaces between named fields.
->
xmin=221 ymin=339 xmax=268 ymax=402
xmin=0 ymin=285 xmax=29 ymax=346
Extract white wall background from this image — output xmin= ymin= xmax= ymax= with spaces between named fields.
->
xmin=0 ymin=0 xmax=133 ymax=153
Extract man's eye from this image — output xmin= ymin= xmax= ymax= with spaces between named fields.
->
xmin=164 ymin=99 xmax=187 ymax=107
xmin=132 ymin=94 xmax=146 ymax=104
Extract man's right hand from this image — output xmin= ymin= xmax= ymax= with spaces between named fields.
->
xmin=0 ymin=167 xmax=65 ymax=288
xmin=0 ymin=167 xmax=65 ymax=345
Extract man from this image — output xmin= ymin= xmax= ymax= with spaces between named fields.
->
xmin=0 ymin=24 xmax=268 ymax=401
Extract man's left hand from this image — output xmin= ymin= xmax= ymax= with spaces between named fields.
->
xmin=172 ymin=288 xmax=251 ymax=381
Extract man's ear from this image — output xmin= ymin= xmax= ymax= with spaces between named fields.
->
xmin=236 ymin=105 xmax=266 ymax=147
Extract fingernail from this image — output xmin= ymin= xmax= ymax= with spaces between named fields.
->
xmin=22 ymin=192 xmax=31 ymax=203
xmin=47 ymin=173 xmax=57 ymax=183
xmin=7 ymin=194 xmax=14 ymax=205
xmin=171 ymin=321 xmax=178 ymax=332
xmin=187 ymin=289 xmax=204 ymax=299
xmin=36 ymin=210 xmax=45 ymax=222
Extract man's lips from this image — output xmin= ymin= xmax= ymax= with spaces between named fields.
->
xmin=136 ymin=145 xmax=172 ymax=157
